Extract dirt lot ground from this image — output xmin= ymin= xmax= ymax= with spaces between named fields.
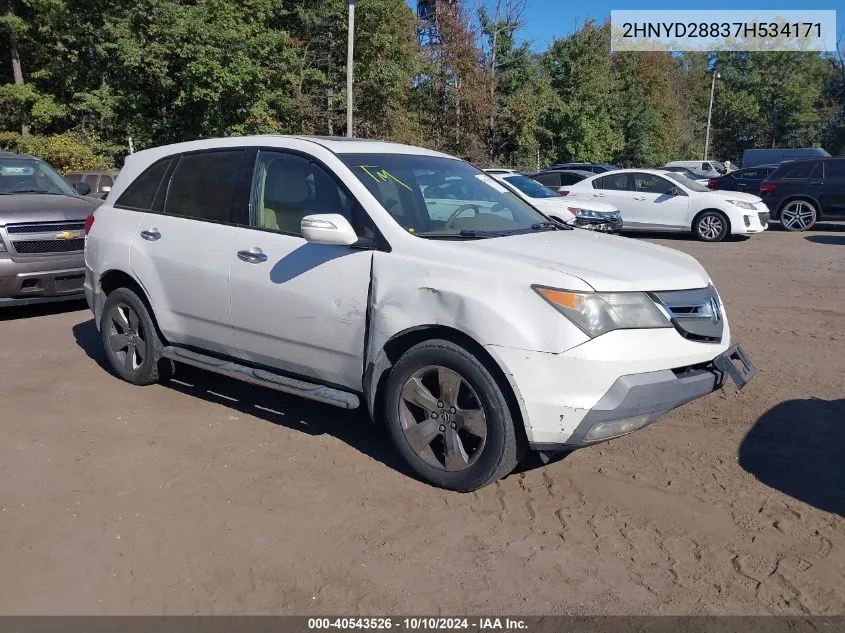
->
xmin=1 ymin=226 xmax=843 ymax=616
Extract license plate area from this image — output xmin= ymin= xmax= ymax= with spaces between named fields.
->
xmin=713 ymin=344 xmax=756 ymax=389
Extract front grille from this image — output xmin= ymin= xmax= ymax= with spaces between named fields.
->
xmin=5 ymin=221 xmax=85 ymax=234
xmin=650 ymin=286 xmax=724 ymax=343
xmin=12 ymin=238 xmax=84 ymax=254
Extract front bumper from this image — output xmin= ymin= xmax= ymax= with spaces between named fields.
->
xmin=0 ymin=255 xmax=85 ymax=306
xmin=573 ymin=217 xmax=623 ymax=234
xmin=533 ymin=344 xmax=756 ymax=450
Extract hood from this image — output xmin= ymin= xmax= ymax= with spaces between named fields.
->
xmin=465 ymin=229 xmax=710 ymax=292
xmin=0 ymin=193 xmax=99 ymax=225
xmin=701 ymin=190 xmax=763 ymax=204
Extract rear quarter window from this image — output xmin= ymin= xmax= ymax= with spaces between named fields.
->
xmin=115 ymin=158 xmax=173 ymax=211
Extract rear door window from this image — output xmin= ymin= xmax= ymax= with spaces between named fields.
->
xmin=594 ymin=173 xmax=631 ymax=191
xmin=84 ymin=174 xmax=98 ymax=189
xmin=164 ymin=150 xmax=246 ymax=222
xmin=736 ymin=169 xmax=761 ymax=180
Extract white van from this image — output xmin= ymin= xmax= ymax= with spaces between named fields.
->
xmin=83 ymin=136 xmax=756 ymax=491
xmin=664 ymin=160 xmax=726 ymax=179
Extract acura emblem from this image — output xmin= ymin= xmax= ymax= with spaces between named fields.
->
xmin=708 ymin=296 xmax=722 ymax=324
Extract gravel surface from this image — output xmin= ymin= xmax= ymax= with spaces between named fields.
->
xmin=1 ymin=226 xmax=843 ymax=615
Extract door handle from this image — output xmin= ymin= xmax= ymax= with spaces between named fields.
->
xmin=140 ymin=229 xmax=161 ymax=241
xmin=633 ymin=196 xmax=646 ymax=201
xmin=594 ymin=193 xmax=605 ymax=197
xmin=810 ymin=181 xmax=823 ymax=185
xmin=237 ymin=247 xmax=268 ymax=264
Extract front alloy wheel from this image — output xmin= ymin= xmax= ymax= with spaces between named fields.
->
xmin=780 ymin=200 xmax=817 ymax=232
xmin=383 ymin=339 xmax=522 ymax=491
xmin=694 ymin=211 xmax=729 ymax=242
xmin=399 ymin=365 xmax=487 ymax=472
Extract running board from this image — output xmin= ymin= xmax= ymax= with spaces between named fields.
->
xmin=161 ymin=346 xmax=360 ymax=409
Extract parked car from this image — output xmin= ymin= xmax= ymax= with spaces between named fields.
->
xmin=492 ymin=173 xmax=622 ymax=234
xmin=0 ymin=152 xmax=101 ymax=306
xmin=661 ymin=165 xmax=710 ymax=184
xmin=708 ymin=165 xmax=779 ymax=192
xmin=759 ymin=157 xmax=845 ymax=231
xmin=64 ymin=170 xmax=119 ymax=199
xmin=84 ymin=136 xmax=755 ymax=491
xmin=565 ymin=169 xmax=769 ymax=242
xmin=741 ymin=148 xmax=829 ymax=169
xmin=663 ymin=160 xmax=725 ymax=179
xmin=547 ymin=163 xmax=618 ymax=174
xmin=529 ymin=169 xmax=594 ymax=192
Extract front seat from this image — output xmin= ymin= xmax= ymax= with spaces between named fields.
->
xmin=261 ymin=159 xmax=313 ymax=234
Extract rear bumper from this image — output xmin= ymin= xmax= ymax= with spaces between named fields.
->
xmin=0 ymin=255 xmax=85 ymax=306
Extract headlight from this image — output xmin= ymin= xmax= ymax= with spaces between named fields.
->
xmin=533 ymin=286 xmax=670 ymax=338
xmin=728 ymin=200 xmax=756 ymax=210
xmin=568 ymin=207 xmax=620 ymax=220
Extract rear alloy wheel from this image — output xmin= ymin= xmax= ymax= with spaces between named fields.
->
xmin=384 ymin=340 xmax=521 ymax=491
xmin=780 ymin=200 xmax=817 ymax=232
xmin=100 ymin=287 xmax=166 ymax=386
xmin=694 ymin=211 xmax=729 ymax=242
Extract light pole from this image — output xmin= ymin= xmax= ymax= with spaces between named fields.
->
xmin=704 ymin=70 xmax=721 ymax=161
xmin=346 ymin=0 xmax=356 ymax=138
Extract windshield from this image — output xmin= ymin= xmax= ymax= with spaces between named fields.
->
xmin=0 ymin=157 xmax=77 ymax=195
xmin=339 ymin=153 xmax=551 ymax=238
xmin=502 ymin=174 xmax=559 ymax=199
xmin=665 ymin=172 xmax=710 ymax=192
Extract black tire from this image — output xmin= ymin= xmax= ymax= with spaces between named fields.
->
xmin=778 ymin=199 xmax=818 ymax=232
xmin=694 ymin=210 xmax=729 ymax=242
xmin=100 ymin=287 xmax=167 ymax=385
xmin=383 ymin=339 xmax=521 ymax=492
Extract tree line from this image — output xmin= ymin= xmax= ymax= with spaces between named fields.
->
xmin=1 ymin=0 xmax=843 ymax=171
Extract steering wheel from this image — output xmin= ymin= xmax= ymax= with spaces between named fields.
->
xmin=10 ymin=180 xmax=34 ymax=193
xmin=444 ymin=204 xmax=481 ymax=229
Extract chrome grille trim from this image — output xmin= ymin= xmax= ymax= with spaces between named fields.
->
xmin=5 ymin=221 xmax=85 ymax=234
xmin=649 ymin=286 xmax=724 ymax=343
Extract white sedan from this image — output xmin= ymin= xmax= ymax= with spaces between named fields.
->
xmin=565 ymin=169 xmax=769 ymax=242
xmin=489 ymin=172 xmax=623 ymax=234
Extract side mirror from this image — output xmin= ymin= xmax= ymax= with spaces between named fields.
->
xmin=73 ymin=181 xmax=91 ymax=196
xmin=100 ymin=185 xmax=111 ymax=194
xmin=301 ymin=214 xmax=358 ymax=246
xmin=667 ymin=187 xmax=685 ymax=196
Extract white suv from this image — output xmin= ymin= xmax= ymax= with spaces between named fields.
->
xmin=83 ymin=136 xmax=756 ymax=491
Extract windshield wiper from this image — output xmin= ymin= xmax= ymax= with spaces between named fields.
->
xmin=5 ymin=189 xmax=54 ymax=195
xmin=416 ymin=229 xmax=512 ymax=239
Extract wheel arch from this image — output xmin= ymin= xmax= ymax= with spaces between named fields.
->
xmin=98 ymin=269 xmax=167 ymax=343
xmin=692 ymin=208 xmax=731 ymax=236
xmin=364 ymin=325 xmax=529 ymax=447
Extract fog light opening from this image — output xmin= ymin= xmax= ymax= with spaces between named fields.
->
xmin=584 ymin=414 xmax=653 ymax=442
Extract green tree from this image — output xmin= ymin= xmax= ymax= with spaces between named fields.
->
xmin=542 ymin=21 xmax=623 ymax=164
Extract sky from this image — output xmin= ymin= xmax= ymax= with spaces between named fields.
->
xmin=405 ymin=0 xmax=842 ymax=51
